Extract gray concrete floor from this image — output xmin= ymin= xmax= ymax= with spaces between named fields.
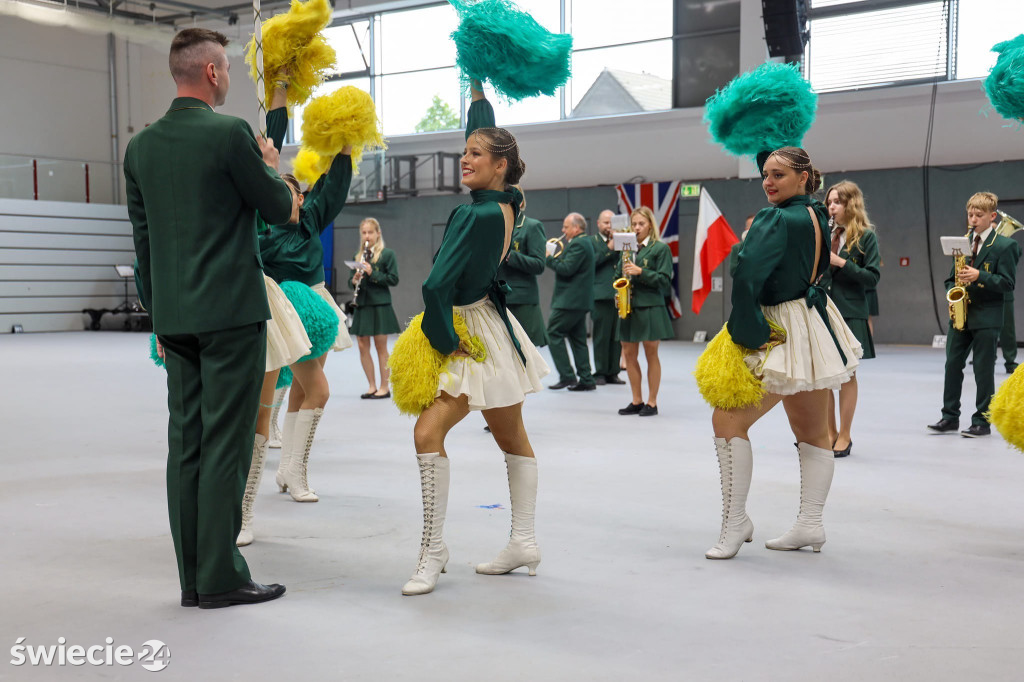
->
xmin=2 ymin=332 xmax=1023 ymax=681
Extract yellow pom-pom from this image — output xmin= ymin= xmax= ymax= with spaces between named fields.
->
xmin=301 ymin=86 xmax=387 ymax=165
xmin=988 ymin=364 xmax=1024 ymax=452
xmin=292 ymin=146 xmax=330 ymax=186
xmin=245 ymin=0 xmax=336 ymax=108
xmin=693 ymin=324 xmax=765 ymax=409
xmin=388 ymin=311 xmax=486 ymax=416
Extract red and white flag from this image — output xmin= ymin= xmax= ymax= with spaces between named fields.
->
xmin=691 ymin=187 xmax=739 ymax=315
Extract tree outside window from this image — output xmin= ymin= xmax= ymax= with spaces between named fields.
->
xmin=415 ymin=95 xmax=461 ymax=133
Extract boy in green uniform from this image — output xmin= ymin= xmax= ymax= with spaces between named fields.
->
xmin=928 ymin=192 xmax=1019 ymax=438
xmin=126 ymin=29 xmax=296 ymax=608
xmin=590 ymin=209 xmax=624 ymax=385
xmin=545 ymin=212 xmax=596 ymax=390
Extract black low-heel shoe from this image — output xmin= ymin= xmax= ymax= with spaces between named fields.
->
xmin=181 ymin=590 xmax=198 ymax=607
xmin=638 ymin=404 xmax=658 ymax=417
xmin=618 ymin=402 xmax=643 ymax=415
xmin=833 ymin=441 xmax=852 ymax=458
xmin=198 ymin=580 xmax=286 ymax=609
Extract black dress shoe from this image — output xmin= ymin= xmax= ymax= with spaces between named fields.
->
xmin=605 ymin=375 xmax=626 ymax=385
xmin=927 ymin=418 xmax=959 ymax=433
xmin=1008 ymin=363 xmax=1019 ymax=374
xmin=360 ymin=392 xmax=374 ymax=399
xmin=833 ymin=440 xmax=852 ymax=458
xmin=594 ymin=376 xmax=607 ymax=385
xmin=198 ymin=580 xmax=286 ymax=609
xmin=618 ymin=402 xmax=643 ymax=415
xmin=181 ymin=590 xmax=198 ymax=608
xmin=369 ymin=391 xmax=391 ymax=399
xmin=549 ymin=380 xmax=578 ymax=390
xmin=568 ymin=382 xmax=596 ymax=391
xmin=638 ymin=404 xmax=658 ymax=417
xmin=961 ymin=424 xmax=991 ymax=438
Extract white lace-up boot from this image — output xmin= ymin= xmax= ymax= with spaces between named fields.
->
xmin=237 ymin=434 xmax=268 ymax=547
xmin=402 ymin=453 xmax=450 ymax=596
xmin=268 ymin=387 xmax=287 ymax=448
xmin=765 ymin=442 xmax=834 ymax=552
xmin=705 ymin=437 xmax=754 ymax=560
xmin=279 ymin=408 xmax=321 ymax=502
xmin=275 ymin=411 xmax=297 ymax=492
xmin=476 ymin=453 xmax=540 ymax=576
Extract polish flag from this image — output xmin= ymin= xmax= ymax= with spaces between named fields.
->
xmin=691 ymin=188 xmax=739 ymax=315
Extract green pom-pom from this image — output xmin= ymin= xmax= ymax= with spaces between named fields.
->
xmin=280 ymin=281 xmax=338 ymax=361
xmin=704 ymin=62 xmax=817 ymax=158
xmin=149 ymin=333 xmax=165 ymax=369
xmin=276 ymin=366 xmax=293 ymax=389
xmin=693 ymin=324 xmax=765 ymax=409
xmin=988 ymin=364 xmax=1024 ymax=452
xmin=984 ymin=34 xmax=1024 ymax=124
xmin=450 ymin=0 xmax=572 ymax=101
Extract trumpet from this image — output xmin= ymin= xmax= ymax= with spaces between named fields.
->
xmin=546 ymin=237 xmax=564 ymax=258
xmin=995 ymin=210 xmax=1023 ymax=238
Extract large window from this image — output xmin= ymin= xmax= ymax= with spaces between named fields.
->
xmin=955 ymin=0 xmax=1024 ymax=79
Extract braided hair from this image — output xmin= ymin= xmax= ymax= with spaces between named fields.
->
xmin=470 ymin=127 xmax=527 ymax=187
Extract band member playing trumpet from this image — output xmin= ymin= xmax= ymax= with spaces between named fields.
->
xmin=615 ymin=207 xmax=673 ymax=416
xmin=545 ymin=213 xmax=596 ymax=390
xmin=928 ymin=192 xmax=1019 ymax=438
xmin=590 ymin=210 xmax=625 ymax=385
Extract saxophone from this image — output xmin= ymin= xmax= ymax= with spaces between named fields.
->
xmin=946 ymin=245 xmax=969 ymax=331
xmin=613 ymin=242 xmax=633 ymax=319
xmin=351 ymin=240 xmax=372 ymax=309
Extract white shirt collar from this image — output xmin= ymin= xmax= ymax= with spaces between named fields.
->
xmin=640 ymin=235 xmax=652 ymax=248
xmin=971 ymin=226 xmax=993 ymax=246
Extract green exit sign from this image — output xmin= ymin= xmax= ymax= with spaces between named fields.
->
xmin=679 ymin=183 xmax=701 ymax=198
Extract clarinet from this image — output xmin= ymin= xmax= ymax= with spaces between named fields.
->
xmin=351 ymin=241 xmax=372 ymax=309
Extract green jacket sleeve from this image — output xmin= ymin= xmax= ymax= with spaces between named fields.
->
xmin=594 ymin=236 xmax=618 ymax=267
xmin=225 ymin=119 xmax=293 ymax=225
xmin=505 ymin=221 xmax=545 ymax=275
xmin=834 ymin=230 xmax=881 ymax=288
xmin=635 ymin=243 xmax=672 ymax=291
xmin=547 ymin=237 xmax=589 ymax=276
xmin=466 ymin=98 xmax=496 ymax=139
xmin=369 ymin=249 xmax=399 ymax=286
xmin=124 ymin=147 xmax=152 ymax=312
xmin=975 ymin=240 xmax=1019 ymax=294
xmin=422 ymin=206 xmax=475 ymax=354
xmin=729 ymin=242 xmax=741 ymax=278
xmin=267 ymin=107 xmax=288 ymax=153
xmin=301 ymin=154 xmax=353 ymax=238
xmin=729 ymin=208 xmax=789 ymax=349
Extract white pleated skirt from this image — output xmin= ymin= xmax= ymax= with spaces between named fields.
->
xmin=265 ymin=275 xmax=312 ymax=372
xmin=311 ymin=281 xmax=353 ymax=352
xmin=436 ymin=298 xmax=551 ymax=411
xmin=743 ymin=296 xmax=862 ymax=395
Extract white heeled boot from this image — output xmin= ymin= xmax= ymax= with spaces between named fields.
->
xmin=275 ymin=411 xmax=297 ymax=492
xmin=279 ymin=408 xmax=321 ymax=502
xmin=706 ymin=437 xmax=755 ymax=560
xmin=765 ymin=442 xmax=834 ymax=552
xmin=237 ymin=434 xmax=268 ymax=547
xmin=476 ymin=453 xmax=541 ymax=576
xmin=402 ymin=453 xmax=450 ymax=596
xmin=268 ymin=387 xmax=287 ymax=448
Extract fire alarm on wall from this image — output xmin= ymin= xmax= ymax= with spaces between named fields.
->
xmin=899 ymin=257 xmax=910 ymax=267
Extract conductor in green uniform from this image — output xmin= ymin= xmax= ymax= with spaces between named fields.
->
xmin=545 ymin=212 xmax=596 ymax=390
xmin=928 ymin=192 xmax=1019 ymax=438
xmin=590 ymin=209 xmax=624 ymax=384
xmin=126 ymin=29 xmax=296 ymax=608
xmin=498 ymin=191 xmax=548 ymax=347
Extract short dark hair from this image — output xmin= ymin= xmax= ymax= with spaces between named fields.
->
xmin=169 ymin=28 xmax=229 ymax=84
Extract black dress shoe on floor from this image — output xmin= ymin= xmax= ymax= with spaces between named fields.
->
xmin=181 ymin=590 xmax=198 ymax=608
xmin=927 ymin=418 xmax=959 ymax=433
xmin=594 ymin=376 xmax=607 ymax=385
xmin=568 ymin=382 xmax=596 ymax=391
xmin=833 ymin=441 xmax=852 ymax=458
xmin=618 ymin=402 xmax=643 ymax=415
xmin=638 ymin=404 xmax=658 ymax=417
xmin=605 ymin=375 xmax=626 ymax=385
xmin=1008 ymin=363 xmax=1019 ymax=374
xmin=549 ymin=380 xmax=578 ymax=390
xmin=198 ymin=580 xmax=286 ymax=609
xmin=961 ymin=424 xmax=991 ymax=438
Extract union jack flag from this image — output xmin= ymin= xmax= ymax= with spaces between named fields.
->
xmin=615 ymin=181 xmax=683 ymax=319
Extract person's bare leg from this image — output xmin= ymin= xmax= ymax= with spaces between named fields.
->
xmin=834 ymin=375 xmax=858 ymax=451
xmin=622 ymin=342 xmax=643 ymax=406
xmin=357 ymin=335 xmax=376 ymax=395
xmin=373 ymin=334 xmax=390 ymax=396
xmin=827 ymin=390 xmax=838 ymax=447
xmin=642 ymin=341 xmax=661 ymax=406
xmin=278 ymin=359 xmax=330 ymax=502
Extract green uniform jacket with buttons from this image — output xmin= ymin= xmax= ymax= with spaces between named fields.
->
xmin=822 ymin=229 xmax=881 ymax=320
xmin=592 ymin=234 xmax=618 ymax=301
xmin=944 ymin=230 xmax=1019 ymax=330
xmin=348 ymin=248 xmax=399 ymax=305
xmin=1005 ymin=238 xmax=1021 ymax=302
xmin=498 ymin=216 xmax=546 ymax=305
xmin=729 ymin=195 xmax=830 ymax=349
xmin=546 ymin=234 xmax=595 ymax=310
xmin=258 ymin=107 xmax=352 ymax=287
xmin=614 ymin=239 xmax=673 ymax=307
xmin=126 ymin=97 xmax=293 ymax=335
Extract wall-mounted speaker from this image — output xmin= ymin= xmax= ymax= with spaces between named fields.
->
xmin=762 ymin=0 xmax=809 ymax=59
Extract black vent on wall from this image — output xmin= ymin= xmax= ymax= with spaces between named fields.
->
xmin=762 ymin=0 xmax=809 ymax=59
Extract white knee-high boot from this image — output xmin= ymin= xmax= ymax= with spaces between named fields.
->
xmin=476 ymin=453 xmax=540 ymax=576
xmin=766 ymin=442 xmax=834 ymax=552
xmin=268 ymin=387 xmax=287 ymax=449
xmin=706 ymin=437 xmax=754 ymax=560
xmin=279 ymin=408 xmax=321 ymax=502
xmin=275 ymin=411 xmax=297 ymax=492
xmin=237 ymin=434 xmax=269 ymax=547
xmin=402 ymin=453 xmax=450 ymax=596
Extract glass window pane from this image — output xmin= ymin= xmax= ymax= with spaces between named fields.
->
xmin=956 ymin=0 xmax=1024 ymax=80
xmin=380 ymin=5 xmax=458 ymax=74
xmin=292 ymin=77 xmax=375 ymax=144
xmin=476 ymin=92 xmax=562 ymax=127
xmin=513 ymin=0 xmax=561 ymax=33
xmin=323 ymin=20 xmax=371 ymax=76
xmin=381 ymin=68 xmax=463 ymax=136
xmin=568 ymin=40 xmax=672 ymax=115
xmin=810 ymin=0 xmax=868 ymax=7
xmin=570 ymin=0 xmax=671 ymax=50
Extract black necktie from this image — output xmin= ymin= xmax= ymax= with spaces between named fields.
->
xmin=971 ymin=234 xmax=981 ymax=265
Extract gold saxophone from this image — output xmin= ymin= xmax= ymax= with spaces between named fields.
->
xmin=946 ymin=245 xmax=969 ymax=331
xmin=613 ymin=242 xmax=633 ymax=319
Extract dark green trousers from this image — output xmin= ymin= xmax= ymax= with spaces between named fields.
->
xmin=942 ymin=324 xmax=998 ymax=426
xmin=591 ymin=300 xmax=620 ymax=379
xmin=546 ymin=307 xmax=594 ymax=385
xmin=999 ymin=299 xmax=1017 ymax=368
xmin=160 ymin=322 xmax=266 ymax=594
